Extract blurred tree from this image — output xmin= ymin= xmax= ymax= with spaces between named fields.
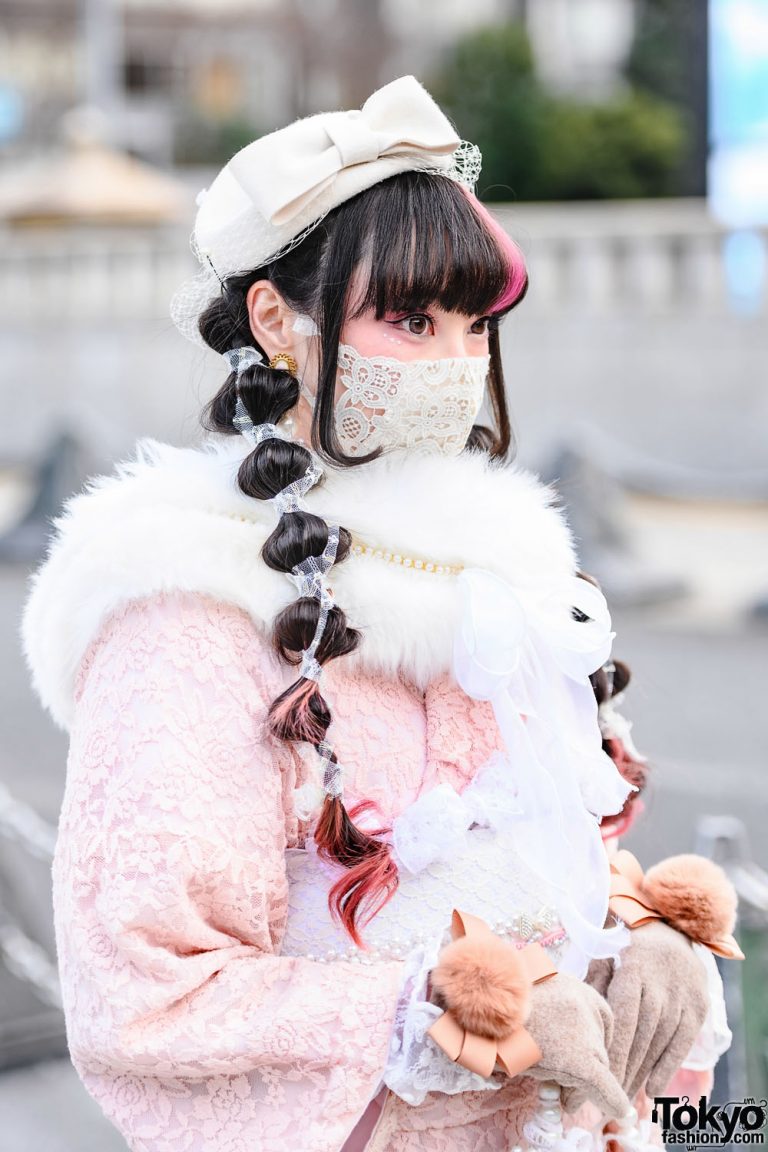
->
xmin=627 ymin=0 xmax=708 ymax=195
xmin=173 ymin=116 xmax=259 ymax=166
xmin=537 ymin=91 xmax=686 ymax=200
xmin=429 ymin=23 xmax=550 ymax=201
xmin=431 ymin=20 xmax=688 ymax=201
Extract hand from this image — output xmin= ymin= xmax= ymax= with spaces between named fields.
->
xmin=586 ymin=919 xmax=710 ymax=1100
xmin=524 ymin=971 xmax=631 ymax=1120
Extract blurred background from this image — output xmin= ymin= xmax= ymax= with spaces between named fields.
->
xmin=0 ymin=0 xmax=766 ymax=1147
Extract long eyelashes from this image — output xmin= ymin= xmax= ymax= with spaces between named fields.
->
xmin=385 ymin=312 xmax=497 ymax=337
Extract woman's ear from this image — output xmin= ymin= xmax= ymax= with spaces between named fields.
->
xmin=246 ymin=280 xmax=298 ymax=362
xmin=246 ymin=280 xmax=319 ymax=412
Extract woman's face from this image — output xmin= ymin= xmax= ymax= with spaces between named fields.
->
xmin=289 ymin=266 xmax=495 ymax=447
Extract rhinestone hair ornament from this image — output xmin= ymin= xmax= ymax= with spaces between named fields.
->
xmin=169 ymin=74 xmax=482 ymax=346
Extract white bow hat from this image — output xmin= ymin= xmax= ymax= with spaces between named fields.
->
xmin=170 ymin=75 xmax=482 ymax=345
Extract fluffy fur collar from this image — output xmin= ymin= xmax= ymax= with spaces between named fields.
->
xmin=21 ymin=433 xmax=579 ymax=731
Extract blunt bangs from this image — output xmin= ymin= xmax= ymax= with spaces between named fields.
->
xmin=341 ymin=172 xmax=514 ymax=321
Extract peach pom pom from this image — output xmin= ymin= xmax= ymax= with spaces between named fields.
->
xmin=642 ymin=853 xmax=738 ymax=944
xmin=430 ymin=933 xmax=531 ymax=1041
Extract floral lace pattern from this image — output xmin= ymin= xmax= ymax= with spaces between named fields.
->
xmin=60 ymin=591 xmax=408 ymax=1152
xmin=383 ymin=933 xmax=508 ymax=1109
xmin=333 ymin=344 xmax=490 ymax=457
xmin=55 ymin=588 xmax=534 ymax=1152
xmin=55 ymin=589 xmax=699 ymax=1151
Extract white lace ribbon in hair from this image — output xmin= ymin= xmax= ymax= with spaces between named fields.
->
xmin=233 ymin=395 xmax=290 ymax=449
xmin=224 ymin=346 xmax=296 ymax=450
xmin=598 ymin=691 xmax=648 ymax=763
xmin=452 ymin=567 xmax=637 ymax=976
xmin=286 ymin=527 xmax=345 ymax=819
xmin=287 ymin=524 xmax=340 ymax=681
xmin=224 ymin=345 xmax=263 ymax=374
xmin=272 ymin=459 xmax=324 ymax=513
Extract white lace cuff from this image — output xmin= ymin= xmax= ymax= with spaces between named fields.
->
xmin=680 ymin=943 xmax=733 ymax=1071
xmin=382 ymin=931 xmax=505 ymax=1107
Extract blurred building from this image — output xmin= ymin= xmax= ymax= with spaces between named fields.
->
xmin=0 ymin=0 xmax=637 ymax=164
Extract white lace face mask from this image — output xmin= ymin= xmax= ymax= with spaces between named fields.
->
xmin=329 ymin=342 xmax=490 ymax=458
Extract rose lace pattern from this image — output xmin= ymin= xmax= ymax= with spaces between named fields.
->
xmin=333 ymin=343 xmax=490 ymax=458
xmin=55 ymin=589 xmax=547 ymax=1150
xmin=59 ymin=590 xmax=410 ymax=1152
xmin=54 ymin=588 xmax=711 ymax=1152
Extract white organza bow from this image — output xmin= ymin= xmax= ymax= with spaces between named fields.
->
xmin=392 ymin=751 xmax=524 ymax=874
xmin=228 ymin=75 xmax=460 ymax=227
xmin=452 ymin=567 xmax=637 ymax=975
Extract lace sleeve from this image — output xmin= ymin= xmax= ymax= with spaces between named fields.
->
xmin=679 ymin=944 xmax=732 ymax=1071
xmin=382 ymin=932 xmax=505 ymax=1107
xmin=56 ymin=589 xmax=406 ymax=1085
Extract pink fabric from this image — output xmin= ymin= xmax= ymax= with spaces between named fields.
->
xmin=54 ymin=588 xmax=697 ymax=1151
xmin=56 ymin=588 xmax=506 ymax=1151
xmin=342 ymin=1085 xmax=390 ymax=1152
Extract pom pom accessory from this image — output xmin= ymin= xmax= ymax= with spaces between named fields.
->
xmin=608 ymin=849 xmax=744 ymax=959
xmin=426 ymin=908 xmax=557 ymax=1078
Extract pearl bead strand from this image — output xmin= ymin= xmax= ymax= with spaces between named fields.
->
xmin=298 ymin=907 xmax=565 ymax=964
xmin=349 ymin=537 xmax=464 ymax=577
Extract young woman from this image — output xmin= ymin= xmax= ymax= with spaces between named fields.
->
xmin=22 ymin=76 xmax=738 ymax=1152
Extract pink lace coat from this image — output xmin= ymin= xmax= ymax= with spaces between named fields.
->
xmin=54 ymin=588 xmax=712 ymax=1152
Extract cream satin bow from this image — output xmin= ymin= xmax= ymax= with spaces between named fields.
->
xmin=228 ymin=74 xmax=460 ymax=227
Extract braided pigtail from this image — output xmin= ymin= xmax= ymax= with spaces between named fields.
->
xmin=200 ymin=291 xmax=399 ymax=947
xmin=248 ymin=401 xmax=400 ymax=947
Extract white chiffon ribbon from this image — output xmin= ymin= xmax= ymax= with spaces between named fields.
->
xmin=452 ymin=567 xmax=637 ymax=976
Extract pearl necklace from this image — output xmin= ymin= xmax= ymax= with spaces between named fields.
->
xmin=349 ymin=535 xmax=464 ymax=577
xmin=217 ymin=510 xmax=463 ymax=577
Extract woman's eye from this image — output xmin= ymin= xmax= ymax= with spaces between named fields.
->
xmin=392 ymin=314 xmax=432 ymax=335
xmin=388 ymin=313 xmax=495 ymax=337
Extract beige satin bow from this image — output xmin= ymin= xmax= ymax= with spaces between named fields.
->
xmin=426 ymin=909 xmax=558 ymax=1079
xmin=609 ymin=849 xmax=744 ymax=959
xmin=228 ymin=75 xmax=460 ymax=227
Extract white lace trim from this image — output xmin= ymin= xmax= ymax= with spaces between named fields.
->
xmin=680 ymin=944 xmax=733 ymax=1070
xmin=382 ymin=933 xmax=505 ymax=1106
xmin=280 ymin=744 xmax=572 ymax=970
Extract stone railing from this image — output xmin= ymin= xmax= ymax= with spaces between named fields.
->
xmin=0 ymin=199 xmax=763 ymax=322
xmin=495 ymin=199 xmax=762 ymax=314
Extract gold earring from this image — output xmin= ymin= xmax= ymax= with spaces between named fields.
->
xmin=269 ymin=352 xmax=299 ymax=376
